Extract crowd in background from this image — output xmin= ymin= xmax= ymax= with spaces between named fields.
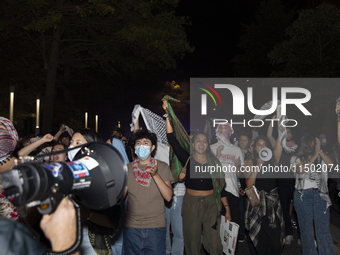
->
xmin=0 ymin=98 xmax=340 ymax=255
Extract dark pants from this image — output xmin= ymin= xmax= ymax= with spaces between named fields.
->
xmin=221 ymin=192 xmax=240 ymax=254
xmin=255 ymin=214 xmax=282 ymax=255
xmin=246 ymin=231 xmax=258 ymax=255
xmin=278 ymin=184 xmax=294 ymax=236
xmin=182 ymin=192 xmax=223 ymax=255
xmin=239 ymin=194 xmax=246 ymax=237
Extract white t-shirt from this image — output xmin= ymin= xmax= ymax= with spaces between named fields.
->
xmin=210 ymin=142 xmax=244 ymax=197
xmin=291 ymin=156 xmax=318 ymax=189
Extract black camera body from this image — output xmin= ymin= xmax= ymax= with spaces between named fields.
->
xmin=1 ymin=142 xmax=127 ymax=214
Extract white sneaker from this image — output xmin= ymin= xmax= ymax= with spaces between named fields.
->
xmin=284 ymin=235 xmax=293 ymax=245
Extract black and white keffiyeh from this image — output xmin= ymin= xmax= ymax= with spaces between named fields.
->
xmin=245 ymin=187 xmax=284 ymax=247
xmin=254 ymin=100 xmax=297 ymax=153
xmin=130 ymin=104 xmax=168 ymax=145
xmin=130 ymin=105 xmax=170 ymax=165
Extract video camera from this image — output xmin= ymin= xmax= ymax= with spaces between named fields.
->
xmin=1 ymin=142 xmax=127 ymax=214
xmin=0 ymin=142 xmax=127 ymax=254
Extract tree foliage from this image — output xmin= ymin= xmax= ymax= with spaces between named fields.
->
xmin=269 ymin=3 xmax=340 ymax=77
xmin=0 ymin=0 xmax=193 ymax=132
xmin=233 ymin=0 xmax=293 ymax=77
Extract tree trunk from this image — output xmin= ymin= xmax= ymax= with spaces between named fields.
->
xmin=42 ymin=28 xmax=61 ymax=133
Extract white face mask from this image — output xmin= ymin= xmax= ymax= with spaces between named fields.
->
xmin=321 ymin=138 xmax=327 ymax=145
xmin=68 ymin=145 xmax=81 ymax=161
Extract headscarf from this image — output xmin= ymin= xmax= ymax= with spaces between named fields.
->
xmin=215 ymin=123 xmax=234 ymax=146
xmin=0 ymin=117 xmax=18 ymax=164
xmin=0 ymin=118 xmax=20 ymax=220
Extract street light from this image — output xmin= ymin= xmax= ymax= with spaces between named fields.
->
xmin=36 ymin=95 xmax=40 ymax=135
xmin=9 ymin=86 xmax=14 ymax=123
xmin=118 ymin=121 xmax=121 ymax=128
xmin=95 ymin=115 xmax=98 ymax=132
xmin=85 ymin=112 xmax=88 ymax=128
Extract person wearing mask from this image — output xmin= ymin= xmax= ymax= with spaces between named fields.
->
xmin=0 ymin=117 xmax=20 ymax=220
xmin=318 ymin=132 xmax=332 ymax=155
xmin=69 ymin=129 xmax=123 ymax=255
xmin=123 ymin=129 xmax=174 ymax=255
xmin=291 ymin=134 xmax=335 ymax=255
xmin=0 ymin=117 xmax=80 ymax=255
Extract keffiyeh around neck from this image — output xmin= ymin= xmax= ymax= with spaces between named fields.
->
xmin=286 ymin=140 xmax=297 ymax=149
xmin=215 ymin=123 xmax=234 ymax=146
xmin=132 ymin=157 xmax=155 ymax=187
xmin=0 ymin=117 xmax=18 ymax=164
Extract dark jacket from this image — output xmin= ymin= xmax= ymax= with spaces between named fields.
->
xmin=0 ymin=217 xmax=46 ymax=255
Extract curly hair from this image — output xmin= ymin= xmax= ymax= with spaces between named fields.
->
xmin=131 ymin=130 xmax=157 ymax=157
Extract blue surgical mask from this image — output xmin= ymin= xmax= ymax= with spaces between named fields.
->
xmin=68 ymin=145 xmax=81 ymax=161
xmin=135 ymin=145 xmax=151 ymax=160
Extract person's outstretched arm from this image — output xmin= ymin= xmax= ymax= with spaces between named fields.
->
xmin=53 ymin=125 xmax=66 ymax=141
xmin=0 ymin=156 xmax=16 ymax=173
xmin=18 ymin=134 xmax=53 ymax=157
xmin=273 ymin=131 xmax=283 ymax=165
xmin=267 ymin=115 xmax=277 ymax=149
xmin=162 ymin=100 xmax=189 ymax=165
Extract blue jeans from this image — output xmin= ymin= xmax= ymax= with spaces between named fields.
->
xmin=79 ymin=227 xmax=97 ymax=255
xmin=123 ymin=227 xmax=166 ymax=255
xmin=294 ymin=189 xmax=335 ymax=255
xmin=165 ymin=195 xmax=184 ymax=255
xmin=111 ymin=195 xmax=127 ymax=255
xmin=111 ymin=228 xmax=124 ymax=255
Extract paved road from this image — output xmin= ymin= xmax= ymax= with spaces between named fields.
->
xmin=236 ymin=206 xmax=340 ymax=255
xmin=198 ymin=205 xmax=340 ymax=254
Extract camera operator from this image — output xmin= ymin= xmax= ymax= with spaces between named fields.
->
xmin=0 ymin=197 xmax=80 ymax=255
xmin=0 ymin=117 xmax=80 ymax=254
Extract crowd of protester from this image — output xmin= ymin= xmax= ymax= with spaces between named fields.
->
xmin=0 ymin=98 xmax=340 ymax=255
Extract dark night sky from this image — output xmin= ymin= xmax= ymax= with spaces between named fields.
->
xmin=98 ymin=0 xmax=263 ymax=139
xmin=176 ymin=0 xmax=261 ymax=77
xmin=93 ymin=0 xmax=310 ymax=140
